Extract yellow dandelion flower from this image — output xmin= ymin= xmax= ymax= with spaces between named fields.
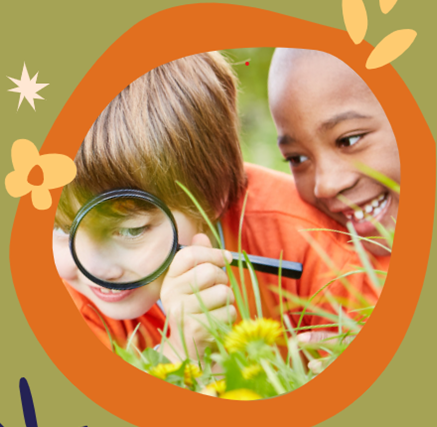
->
xmin=220 ymin=389 xmax=262 ymax=401
xmin=5 ymin=139 xmax=76 ymax=210
xmin=183 ymin=363 xmax=202 ymax=387
xmin=149 ymin=362 xmax=202 ymax=387
xmin=242 ymin=364 xmax=262 ymax=380
xmin=200 ymin=387 xmax=217 ymax=397
xmin=224 ymin=318 xmax=282 ymax=353
xmin=148 ymin=362 xmax=181 ymax=380
xmin=201 ymin=380 xmax=227 ymax=397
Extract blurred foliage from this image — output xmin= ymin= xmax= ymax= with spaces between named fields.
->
xmin=221 ymin=48 xmax=291 ymax=175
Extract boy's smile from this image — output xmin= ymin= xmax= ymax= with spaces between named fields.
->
xmin=269 ymin=49 xmax=400 ymax=256
xmin=88 ymin=285 xmax=136 ymax=303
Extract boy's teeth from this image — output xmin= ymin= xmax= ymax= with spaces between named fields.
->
xmin=354 ymin=210 xmax=364 ymax=220
xmin=347 ymin=193 xmax=388 ymax=222
xmin=98 ymin=288 xmax=124 ymax=294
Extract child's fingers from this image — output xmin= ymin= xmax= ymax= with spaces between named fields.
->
xmin=165 ymin=304 xmax=237 ymax=357
xmin=198 ymin=304 xmax=238 ymax=326
xmin=167 ymin=245 xmax=232 ymax=278
xmin=187 ymin=284 xmax=235 ymax=313
xmin=307 ymin=358 xmax=329 ymax=375
xmin=163 ymin=262 xmax=229 ymax=297
xmin=191 ymin=233 xmax=213 ymax=248
xmin=297 ymin=331 xmax=352 ymax=345
xmin=297 ymin=332 xmax=334 ymax=344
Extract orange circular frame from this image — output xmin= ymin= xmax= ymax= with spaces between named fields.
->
xmin=10 ymin=4 xmax=435 ymax=426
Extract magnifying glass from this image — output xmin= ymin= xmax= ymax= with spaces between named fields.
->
xmin=69 ymin=189 xmax=303 ymax=290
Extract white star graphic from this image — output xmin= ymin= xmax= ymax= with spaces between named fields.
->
xmin=7 ymin=63 xmax=49 ymax=111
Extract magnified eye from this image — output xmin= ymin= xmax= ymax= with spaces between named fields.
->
xmin=338 ymin=135 xmax=362 ymax=148
xmin=116 ymin=225 xmax=150 ymax=239
xmin=285 ymin=154 xmax=309 ymax=167
xmin=53 ymin=225 xmax=70 ymax=238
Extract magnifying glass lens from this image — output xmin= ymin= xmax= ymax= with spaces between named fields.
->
xmin=74 ymin=198 xmax=175 ymax=286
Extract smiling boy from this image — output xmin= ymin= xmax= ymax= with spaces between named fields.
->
xmin=269 ymin=49 xmax=399 ymax=257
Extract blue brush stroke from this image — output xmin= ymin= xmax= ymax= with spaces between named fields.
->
xmin=20 ymin=377 xmax=38 ymax=427
xmin=0 ymin=378 xmax=88 ymax=427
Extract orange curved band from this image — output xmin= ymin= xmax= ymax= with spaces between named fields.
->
xmin=10 ymin=4 xmax=435 ymax=426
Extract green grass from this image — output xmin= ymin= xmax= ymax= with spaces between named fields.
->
xmin=104 ymin=180 xmax=395 ymax=399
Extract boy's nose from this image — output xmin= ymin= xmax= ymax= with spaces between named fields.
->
xmin=86 ymin=260 xmax=124 ymax=282
xmin=80 ymin=245 xmax=124 ymax=282
xmin=314 ymin=160 xmax=358 ymax=200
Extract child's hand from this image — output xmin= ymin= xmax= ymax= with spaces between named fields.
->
xmin=296 ymin=332 xmax=354 ymax=374
xmin=160 ymin=234 xmax=236 ymax=363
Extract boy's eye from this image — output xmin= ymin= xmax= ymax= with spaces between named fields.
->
xmin=116 ymin=225 xmax=150 ymax=239
xmin=285 ymin=154 xmax=309 ymax=167
xmin=337 ymin=135 xmax=362 ymax=148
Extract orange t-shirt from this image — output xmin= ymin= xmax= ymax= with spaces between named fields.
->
xmin=221 ymin=163 xmax=390 ymax=329
xmin=65 ymin=163 xmax=390 ymax=351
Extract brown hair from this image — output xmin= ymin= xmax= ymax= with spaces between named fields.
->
xmin=58 ymin=52 xmax=247 ymax=227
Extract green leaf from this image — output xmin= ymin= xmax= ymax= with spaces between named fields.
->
xmin=223 ymin=357 xmax=275 ymax=397
xmin=142 ymin=348 xmax=170 ymax=367
xmin=113 ymin=342 xmax=143 ymax=369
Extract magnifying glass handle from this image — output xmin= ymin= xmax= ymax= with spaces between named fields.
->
xmin=229 ymin=252 xmax=302 ymax=279
xmin=178 ymin=245 xmax=302 ymax=279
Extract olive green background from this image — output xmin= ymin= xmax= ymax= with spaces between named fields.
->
xmin=1 ymin=0 xmax=435 ymax=425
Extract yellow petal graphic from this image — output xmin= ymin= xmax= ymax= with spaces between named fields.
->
xmin=380 ymin=0 xmax=398 ymax=14
xmin=31 ymin=187 xmax=52 ymax=210
xmin=342 ymin=0 xmax=368 ymax=44
xmin=5 ymin=138 xmax=77 ymax=209
xmin=366 ymin=29 xmax=417 ymax=70
xmin=11 ymin=139 xmax=40 ymax=173
xmin=37 ymin=154 xmax=77 ymax=189
xmin=220 ymin=389 xmax=262 ymax=401
xmin=5 ymin=170 xmax=32 ymax=198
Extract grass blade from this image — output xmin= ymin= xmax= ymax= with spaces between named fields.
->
xmin=87 ymin=305 xmax=114 ymax=352
xmin=243 ymin=251 xmax=263 ymax=318
xmin=296 ymin=269 xmax=368 ymax=329
xmin=176 ymin=181 xmax=222 ymax=247
xmin=346 ymin=222 xmax=380 ymax=288
xmin=238 ymin=192 xmax=250 ymax=311
xmin=260 ymin=359 xmax=286 ymax=395
xmin=354 ymin=161 xmax=400 ymax=193
xmin=303 ymin=227 xmax=391 ymax=253
xmin=126 ymin=322 xmax=142 ymax=351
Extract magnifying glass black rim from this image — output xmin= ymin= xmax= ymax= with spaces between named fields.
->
xmin=69 ymin=189 xmax=179 ymax=290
